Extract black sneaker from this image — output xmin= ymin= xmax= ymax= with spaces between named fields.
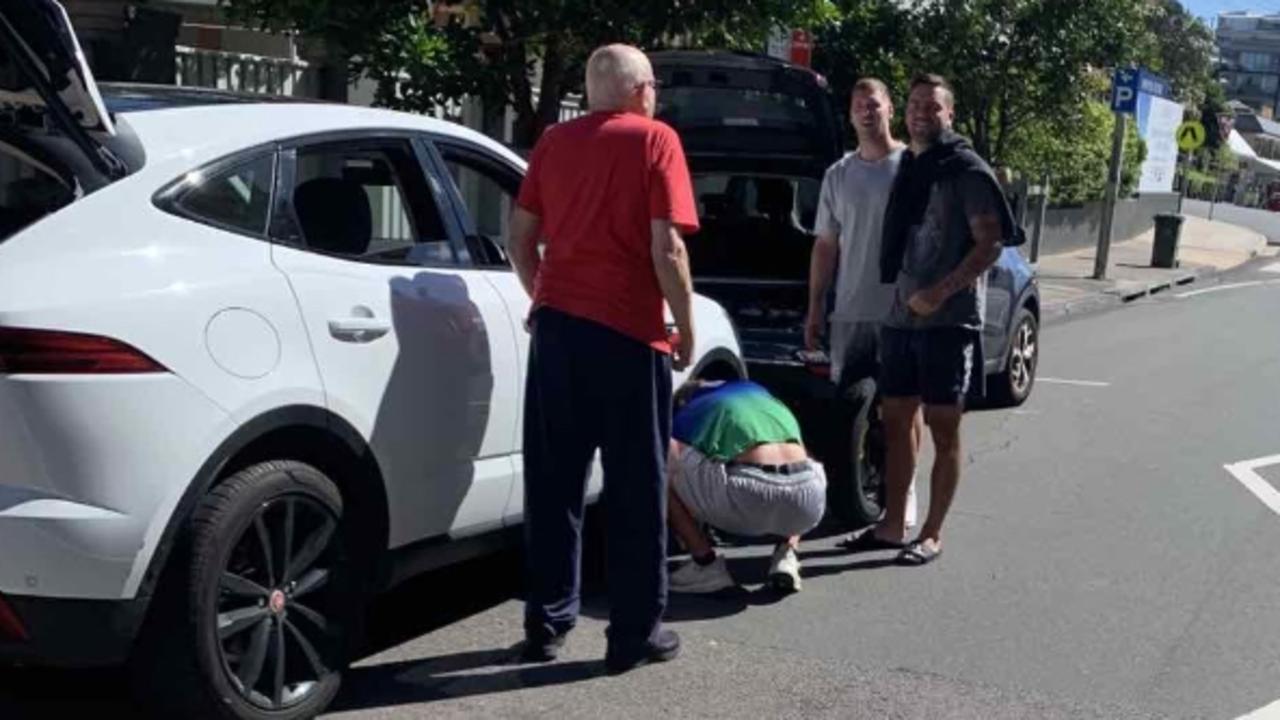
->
xmin=518 ymin=633 xmax=567 ymax=663
xmin=604 ymin=628 xmax=680 ymax=675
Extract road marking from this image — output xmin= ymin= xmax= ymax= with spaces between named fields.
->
xmin=1237 ymin=697 xmax=1280 ymax=719
xmin=1037 ymin=378 xmax=1111 ymax=387
xmin=1176 ymin=281 xmax=1267 ymax=298
xmin=1223 ymin=454 xmax=1280 ymax=518
xmin=1261 ymin=262 xmax=1280 ymax=274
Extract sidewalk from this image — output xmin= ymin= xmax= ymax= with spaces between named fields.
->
xmin=1035 ymin=215 xmax=1276 ymax=322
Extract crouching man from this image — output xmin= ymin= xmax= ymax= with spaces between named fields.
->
xmin=667 ymin=379 xmax=827 ymax=593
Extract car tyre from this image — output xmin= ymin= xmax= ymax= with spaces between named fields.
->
xmin=989 ymin=307 xmax=1038 ymax=407
xmin=825 ymin=378 xmax=886 ymax=529
xmin=135 ymin=461 xmax=354 ymax=719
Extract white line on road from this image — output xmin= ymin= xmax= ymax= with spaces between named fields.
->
xmin=1176 ymin=281 xmax=1270 ymax=298
xmin=1226 ymin=455 xmax=1280 ymax=720
xmin=1237 ymin=697 xmax=1280 ymax=719
xmin=1261 ymin=262 xmax=1280 ymax=274
xmin=1223 ymin=454 xmax=1280 ymax=518
xmin=1037 ymin=378 xmax=1111 ymax=387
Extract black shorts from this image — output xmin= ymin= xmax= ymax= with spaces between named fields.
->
xmin=879 ymin=326 xmax=981 ymax=406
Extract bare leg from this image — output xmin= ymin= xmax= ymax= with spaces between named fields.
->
xmin=877 ymin=396 xmax=921 ymax=542
xmin=918 ymin=403 xmax=963 ymax=550
xmin=667 ymin=484 xmax=714 ymax=559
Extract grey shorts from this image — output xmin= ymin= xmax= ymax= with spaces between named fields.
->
xmin=830 ymin=320 xmax=881 ymax=389
xmin=671 ymin=447 xmax=827 ymax=538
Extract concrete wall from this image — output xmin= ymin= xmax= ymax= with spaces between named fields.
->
xmin=1033 ymin=193 xmax=1181 ymax=256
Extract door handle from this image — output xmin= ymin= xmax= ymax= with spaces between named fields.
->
xmin=328 ymin=316 xmax=391 ymax=342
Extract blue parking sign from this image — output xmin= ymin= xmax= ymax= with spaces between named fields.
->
xmin=1112 ymin=68 xmax=1138 ymax=114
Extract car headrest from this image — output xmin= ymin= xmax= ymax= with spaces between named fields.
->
xmin=293 ymin=177 xmax=372 ymax=256
xmin=755 ymin=178 xmax=794 ymax=219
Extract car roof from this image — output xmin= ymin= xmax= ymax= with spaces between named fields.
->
xmin=113 ymin=96 xmax=526 ymax=179
xmin=649 ymin=50 xmax=811 ymax=74
xmin=100 ymin=82 xmax=316 ymax=114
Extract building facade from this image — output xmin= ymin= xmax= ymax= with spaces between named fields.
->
xmin=1217 ymin=11 xmax=1280 ymax=118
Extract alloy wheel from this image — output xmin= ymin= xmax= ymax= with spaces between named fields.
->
xmin=1008 ymin=317 xmax=1037 ymax=396
xmin=214 ymin=496 xmax=339 ymax=711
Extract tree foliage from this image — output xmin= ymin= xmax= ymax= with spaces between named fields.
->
xmin=223 ymin=0 xmax=831 ymax=147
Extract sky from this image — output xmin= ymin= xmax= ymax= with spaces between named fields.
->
xmin=1182 ymin=0 xmax=1280 ymax=24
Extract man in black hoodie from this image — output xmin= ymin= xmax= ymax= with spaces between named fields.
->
xmin=862 ymin=74 xmax=1013 ymax=565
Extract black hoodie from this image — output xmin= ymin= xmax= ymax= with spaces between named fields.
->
xmin=879 ymin=130 xmax=1018 ymax=284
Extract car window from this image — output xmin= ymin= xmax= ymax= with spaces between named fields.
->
xmin=172 ymin=154 xmax=273 ymax=236
xmin=0 ymin=147 xmax=75 ymax=243
xmin=689 ymin=173 xmax=820 ymax=279
xmin=438 ymin=144 xmax=521 ymax=267
xmin=288 ymin=139 xmax=454 ymax=265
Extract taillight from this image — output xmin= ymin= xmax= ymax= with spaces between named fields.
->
xmin=0 ymin=592 xmax=28 ymax=642
xmin=0 ymin=327 xmax=167 ymax=374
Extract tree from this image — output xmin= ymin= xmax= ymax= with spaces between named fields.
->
xmin=222 ymin=0 xmax=832 ymax=147
xmin=890 ymin=0 xmax=1150 ymax=163
xmin=1141 ymin=0 xmax=1218 ymax=110
xmin=813 ymin=0 xmax=914 ymax=115
xmin=1003 ymin=88 xmax=1147 ymax=206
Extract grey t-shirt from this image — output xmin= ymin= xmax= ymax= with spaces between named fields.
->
xmin=813 ymin=147 xmax=903 ymax=322
xmin=886 ymin=171 xmax=1003 ymax=331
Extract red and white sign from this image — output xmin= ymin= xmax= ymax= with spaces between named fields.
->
xmin=789 ymin=29 xmax=813 ymax=67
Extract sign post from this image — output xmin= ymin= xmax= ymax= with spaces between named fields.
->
xmin=1095 ymin=68 xmax=1171 ymax=280
xmin=1095 ymin=68 xmax=1136 ymax=280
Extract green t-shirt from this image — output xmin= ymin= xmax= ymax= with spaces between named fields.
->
xmin=672 ymin=380 xmax=802 ymax=461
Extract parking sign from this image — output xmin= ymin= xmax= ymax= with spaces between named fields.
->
xmin=1112 ymin=68 xmax=1138 ymax=114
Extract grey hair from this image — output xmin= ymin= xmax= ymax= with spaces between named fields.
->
xmin=586 ymin=44 xmax=651 ymax=111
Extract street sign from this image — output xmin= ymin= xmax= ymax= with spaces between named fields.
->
xmin=1177 ymin=121 xmax=1206 ymax=151
xmin=1111 ymin=67 xmax=1171 ymax=115
xmin=1112 ymin=68 xmax=1138 ymax=114
xmin=789 ymin=29 xmax=813 ymax=67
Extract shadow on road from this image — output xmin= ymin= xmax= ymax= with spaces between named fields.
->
xmin=332 ymin=650 xmax=602 ymax=713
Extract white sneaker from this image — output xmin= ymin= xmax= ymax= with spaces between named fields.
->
xmin=767 ymin=544 xmax=802 ymax=593
xmin=670 ymin=556 xmax=735 ymax=594
xmin=905 ymin=477 xmax=919 ymax=529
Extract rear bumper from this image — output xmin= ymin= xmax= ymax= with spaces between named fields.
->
xmin=0 ymin=373 xmax=228 ymax=600
xmin=0 ymin=592 xmax=146 ymax=667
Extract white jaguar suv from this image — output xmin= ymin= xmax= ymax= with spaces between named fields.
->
xmin=0 ymin=3 xmax=745 ymax=717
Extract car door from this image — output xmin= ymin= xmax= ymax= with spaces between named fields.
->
xmin=427 ymin=137 xmax=607 ymax=520
xmin=983 ymin=248 xmax=1018 ymax=373
xmin=269 ymin=132 xmax=519 ymax=547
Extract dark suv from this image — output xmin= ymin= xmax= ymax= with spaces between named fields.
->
xmin=652 ymin=50 xmax=1041 ymax=527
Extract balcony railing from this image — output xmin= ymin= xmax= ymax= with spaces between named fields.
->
xmin=175 ymin=45 xmax=316 ymax=97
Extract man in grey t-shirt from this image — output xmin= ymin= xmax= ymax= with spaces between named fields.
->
xmin=805 ymin=77 xmax=920 ymax=536
xmin=874 ymin=74 xmax=1011 ymax=566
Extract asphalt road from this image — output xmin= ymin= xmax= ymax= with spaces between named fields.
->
xmin=1184 ymin=199 xmax=1280 ymax=244
xmin=4 ymin=258 xmax=1280 ymax=719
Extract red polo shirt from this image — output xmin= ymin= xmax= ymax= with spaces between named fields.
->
xmin=516 ymin=111 xmax=699 ymax=352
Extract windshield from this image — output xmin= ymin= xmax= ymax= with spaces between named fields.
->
xmin=656 ymin=81 xmax=841 ymax=159
xmin=687 ymin=172 xmax=820 ymax=280
xmin=658 ymin=86 xmax=816 ymax=131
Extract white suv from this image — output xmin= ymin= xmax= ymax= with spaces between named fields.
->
xmin=0 ymin=3 xmax=744 ymax=717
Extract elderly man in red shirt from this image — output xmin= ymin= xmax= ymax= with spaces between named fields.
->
xmin=507 ymin=43 xmax=699 ymax=675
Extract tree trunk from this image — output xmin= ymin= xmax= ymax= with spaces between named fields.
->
xmin=507 ymin=37 xmax=538 ymax=149
xmin=532 ymin=38 xmax=567 ymax=144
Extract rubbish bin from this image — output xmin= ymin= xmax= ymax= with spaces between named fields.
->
xmin=1151 ymin=213 xmax=1184 ymax=268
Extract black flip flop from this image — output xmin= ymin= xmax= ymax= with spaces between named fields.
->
xmin=839 ymin=531 xmax=908 ymax=553
xmin=896 ymin=540 xmax=942 ymax=566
